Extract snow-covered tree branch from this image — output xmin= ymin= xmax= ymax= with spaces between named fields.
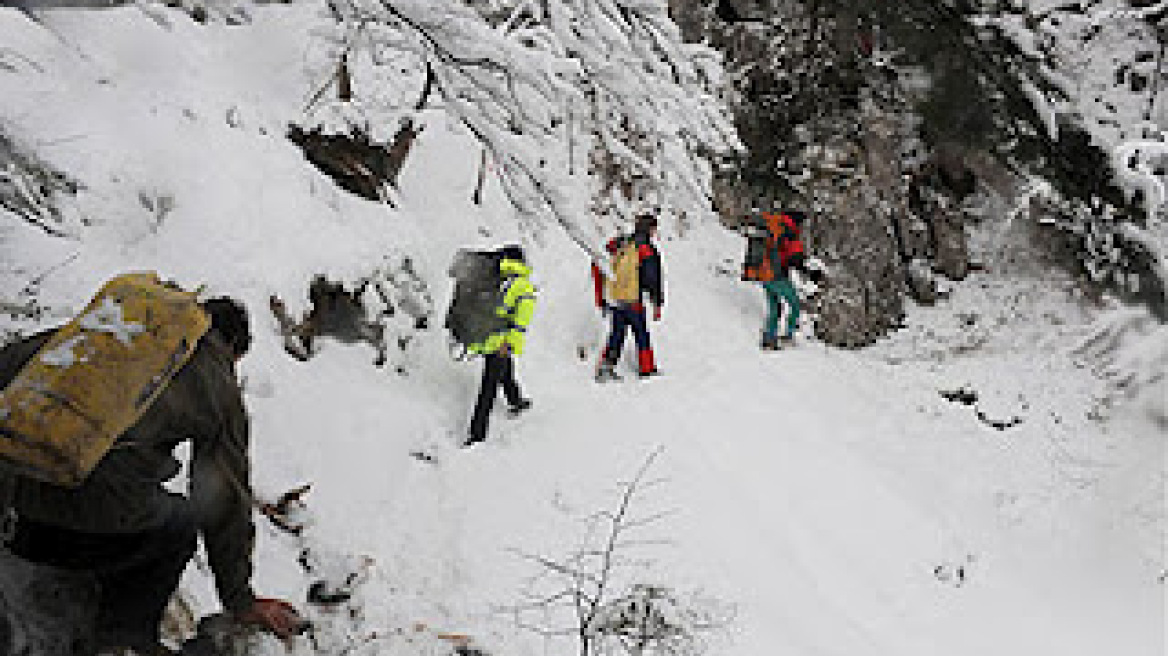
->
xmin=318 ymin=0 xmax=740 ymax=258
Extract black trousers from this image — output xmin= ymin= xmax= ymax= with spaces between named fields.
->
xmin=603 ymin=303 xmax=651 ymax=363
xmin=8 ymin=505 xmax=198 ymax=648
xmin=468 ymin=352 xmax=523 ymax=443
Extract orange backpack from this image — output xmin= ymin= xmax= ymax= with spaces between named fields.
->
xmin=741 ymin=213 xmax=804 ymax=282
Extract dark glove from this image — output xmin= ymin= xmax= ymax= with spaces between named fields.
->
xmin=237 ymin=598 xmax=308 ymax=639
xmin=807 ymin=268 xmax=826 ymax=284
xmin=599 ymin=301 xmax=610 ymax=317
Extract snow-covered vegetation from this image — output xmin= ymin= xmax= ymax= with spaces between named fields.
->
xmin=995 ymin=0 xmax=1168 ymax=314
xmin=0 ymin=2 xmax=1164 ymax=656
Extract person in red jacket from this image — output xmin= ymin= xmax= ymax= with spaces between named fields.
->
xmin=592 ymin=214 xmax=664 ymax=380
xmin=757 ymin=211 xmax=821 ymax=349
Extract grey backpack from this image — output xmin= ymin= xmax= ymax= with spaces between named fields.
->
xmin=444 ymin=249 xmax=509 ymax=351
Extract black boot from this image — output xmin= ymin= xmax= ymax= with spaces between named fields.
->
xmin=506 ymin=398 xmax=532 ymax=417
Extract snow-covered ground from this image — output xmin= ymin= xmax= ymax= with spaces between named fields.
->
xmin=1 ymin=6 xmax=1164 ymax=656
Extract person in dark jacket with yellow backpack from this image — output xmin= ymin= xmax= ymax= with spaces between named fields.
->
xmin=0 ymin=297 xmax=302 ymax=656
xmin=592 ymin=214 xmax=664 ymax=381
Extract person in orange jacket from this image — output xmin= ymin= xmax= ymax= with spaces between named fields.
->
xmin=757 ymin=211 xmax=821 ymax=349
xmin=592 ymin=214 xmax=664 ymax=380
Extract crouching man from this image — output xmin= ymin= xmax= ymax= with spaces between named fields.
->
xmin=0 ymin=297 xmax=302 ymax=656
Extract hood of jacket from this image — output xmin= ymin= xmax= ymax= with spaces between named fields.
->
xmin=500 ymin=258 xmax=531 ymax=278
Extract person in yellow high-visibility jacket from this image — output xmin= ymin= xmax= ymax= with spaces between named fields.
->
xmin=465 ymin=245 xmax=536 ymax=447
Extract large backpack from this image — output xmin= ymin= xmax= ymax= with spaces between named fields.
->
xmin=605 ymin=237 xmax=641 ymax=303
xmin=740 ymin=212 xmax=805 ymax=281
xmin=740 ymin=215 xmax=777 ymax=282
xmin=0 ymin=272 xmax=209 ymax=487
xmin=444 ymin=248 xmax=509 ymax=350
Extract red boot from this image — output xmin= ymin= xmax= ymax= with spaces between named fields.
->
xmin=637 ymin=349 xmax=658 ymax=378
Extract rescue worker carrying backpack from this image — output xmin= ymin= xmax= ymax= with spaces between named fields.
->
xmin=592 ymin=214 xmax=664 ymax=380
xmin=0 ymin=274 xmax=302 ymax=656
xmin=741 ymin=211 xmax=823 ymax=349
xmin=464 ymin=244 xmax=536 ymax=448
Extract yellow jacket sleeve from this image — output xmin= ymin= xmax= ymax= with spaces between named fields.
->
xmin=503 ymin=278 xmax=536 ymax=355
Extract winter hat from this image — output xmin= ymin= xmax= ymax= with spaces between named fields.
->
xmin=500 ymin=244 xmax=526 ymax=263
xmin=202 ymin=296 xmax=252 ymax=357
xmin=634 ymin=213 xmax=658 ymax=235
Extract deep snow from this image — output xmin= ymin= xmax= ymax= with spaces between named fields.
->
xmin=0 ymin=5 xmax=1164 ymax=656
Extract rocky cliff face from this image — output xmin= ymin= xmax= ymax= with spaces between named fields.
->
xmin=672 ymin=0 xmax=1166 ymax=345
xmin=671 ymin=1 xmax=964 ymax=346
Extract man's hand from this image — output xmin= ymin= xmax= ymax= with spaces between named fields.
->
xmin=498 ymin=342 xmax=512 ymax=357
xmin=652 ymin=305 xmax=662 ymax=322
xmin=237 ymin=597 xmax=307 ymax=639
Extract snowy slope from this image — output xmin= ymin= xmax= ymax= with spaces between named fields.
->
xmin=0 ymin=6 xmax=1164 ymax=656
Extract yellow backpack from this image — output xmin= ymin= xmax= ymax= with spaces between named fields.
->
xmin=605 ymin=239 xmax=641 ymax=304
xmin=0 ymin=272 xmax=209 ymax=487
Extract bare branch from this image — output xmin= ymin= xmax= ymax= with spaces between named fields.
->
xmin=508 ymin=588 xmax=577 ymax=611
xmin=620 ymin=508 xmax=679 ymax=532
xmin=415 ymin=60 xmax=436 ymax=111
xmin=510 ymin=446 xmax=709 ymax=656
xmin=511 ymin=550 xmax=599 ymax=583
xmin=613 ymin=538 xmax=675 ymax=551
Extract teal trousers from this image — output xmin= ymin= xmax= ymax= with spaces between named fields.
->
xmin=762 ymin=277 xmax=799 ymax=340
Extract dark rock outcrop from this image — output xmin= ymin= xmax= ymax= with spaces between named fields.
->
xmin=288 ymin=121 xmax=420 ymax=203
xmin=1 ymin=130 xmax=80 ymax=238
